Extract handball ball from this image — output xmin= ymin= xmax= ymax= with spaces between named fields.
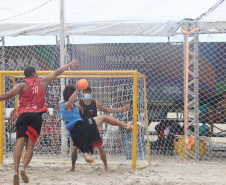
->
xmin=77 ymin=79 xmax=88 ymax=90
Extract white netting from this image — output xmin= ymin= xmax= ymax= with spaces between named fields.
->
xmin=2 ymin=72 xmax=149 ymax=167
xmin=1 ymin=38 xmax=226 ymax=166
xmin=0 ymin=0 xmax=226 ymax=169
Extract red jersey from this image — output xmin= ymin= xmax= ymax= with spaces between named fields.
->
xmin=18 ymin=77 xmax=48 ymax=116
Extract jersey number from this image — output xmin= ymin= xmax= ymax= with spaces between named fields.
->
xmin=32 ymin=86 xmax=39 ymax=94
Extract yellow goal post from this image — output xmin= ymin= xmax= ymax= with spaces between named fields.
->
xmin=0 ymin=70 xmax=150 ymax=169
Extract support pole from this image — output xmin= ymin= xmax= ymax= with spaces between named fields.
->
xmin=132 ymin=71 xmax=138 ymax=169
xmin=0 ymin=37 xmax=4 ymax=71
xmin=0 ymin=37 xmax=4 ymax=164
xmin=181 ymin=20 xmax=199 ymax=162
xmin=0 ymin=74 xmax=3 ymax=164
xmin=143 ymin=75 xmax=151 ymax=166
xmin=60 ymin=0 xmax=67 ymax=157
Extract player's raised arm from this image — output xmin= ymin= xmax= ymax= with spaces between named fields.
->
xmin=0 ymin=83 xmax=24 ymax=101
xmin=64 ymin=83 xmax=80 ymax=111
xmin=40 ymin=59 xmax=79 ymax=88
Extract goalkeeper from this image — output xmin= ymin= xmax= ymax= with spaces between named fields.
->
xmin=59 ymin=83 xmax=134 ymax=172
xmin=78 ymin=86 xmax=130 ymax=119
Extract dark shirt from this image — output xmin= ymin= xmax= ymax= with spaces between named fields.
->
xmin=79 ymin=99 xmax=97 ymax=119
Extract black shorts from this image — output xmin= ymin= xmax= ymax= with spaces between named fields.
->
xmin=70 ymin=118 xmax=102 ymax=153
xmin=83 ymin=118 xmax=102 ymax=147
xmin=16 ymin=112 xmax=43 ymax=143
xmin=70 ymin=120 xmax=92 ymax=153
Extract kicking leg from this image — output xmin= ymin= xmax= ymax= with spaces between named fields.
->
xmin=93 ymin=115 xmax=134 ymax=130
xmin=20 ymin=137 xmax=35 ymax=183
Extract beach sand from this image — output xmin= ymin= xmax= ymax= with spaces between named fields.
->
xmin=1 ymin=162 xmax=226 ymax=185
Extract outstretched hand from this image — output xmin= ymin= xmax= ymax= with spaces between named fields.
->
xmin=69 ymin=59 xmax=79 ymax=70
xmin=122 ymin=104 xmax=130 ymax=111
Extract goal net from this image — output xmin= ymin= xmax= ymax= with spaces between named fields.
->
xmin=0 ymin=70 xmax=150 ymax=169
xmin=1 ymin=40 xmax=226 ymax=167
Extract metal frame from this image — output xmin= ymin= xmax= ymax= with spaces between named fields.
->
xmin=181 ymin=20 xmax=199 ymax=161
xmin=0 ymin=70 xmax=150 ymax=169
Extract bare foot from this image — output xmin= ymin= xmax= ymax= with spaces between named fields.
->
xmin=126 ymin=119 xmax=135 ymax=130
xmin=66 ymin=168 xmax=75 ymax=172
xmin=105 ymin=167 xmax=109 ymax=172
xmin=20 ymin=170 xmax=29 ymax=183
xmin=13 ymin=174 xmax=19 ymax=185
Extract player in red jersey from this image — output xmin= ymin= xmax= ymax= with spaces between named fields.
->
xmin=0 ymin=59 xmax=79 ymax=185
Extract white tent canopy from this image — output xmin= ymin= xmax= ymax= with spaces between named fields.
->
xmin=199 ymin=0 xmax=226 ymax=31
xmin=0 ymin=0 xmax=226 ymax=37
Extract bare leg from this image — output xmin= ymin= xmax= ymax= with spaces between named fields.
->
xmin=67 ymin=145 xmax=94 ymax=173
xmin=67 ymin=146 xmax=78 ymax=172
xmin=20 ymin=170 xmax=29 ymax=184
xmin=14 ymin=137 xmax=26 ymax=175
xmin=97 ymin=146 xmax=108 ymax=172
xmin=20 ymin=137 xmax=35 ymax=183
xmin=13 ymin=174 xmax=19 ymax=185
xmin=93 ymin=115 xmax=134 ymax=130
